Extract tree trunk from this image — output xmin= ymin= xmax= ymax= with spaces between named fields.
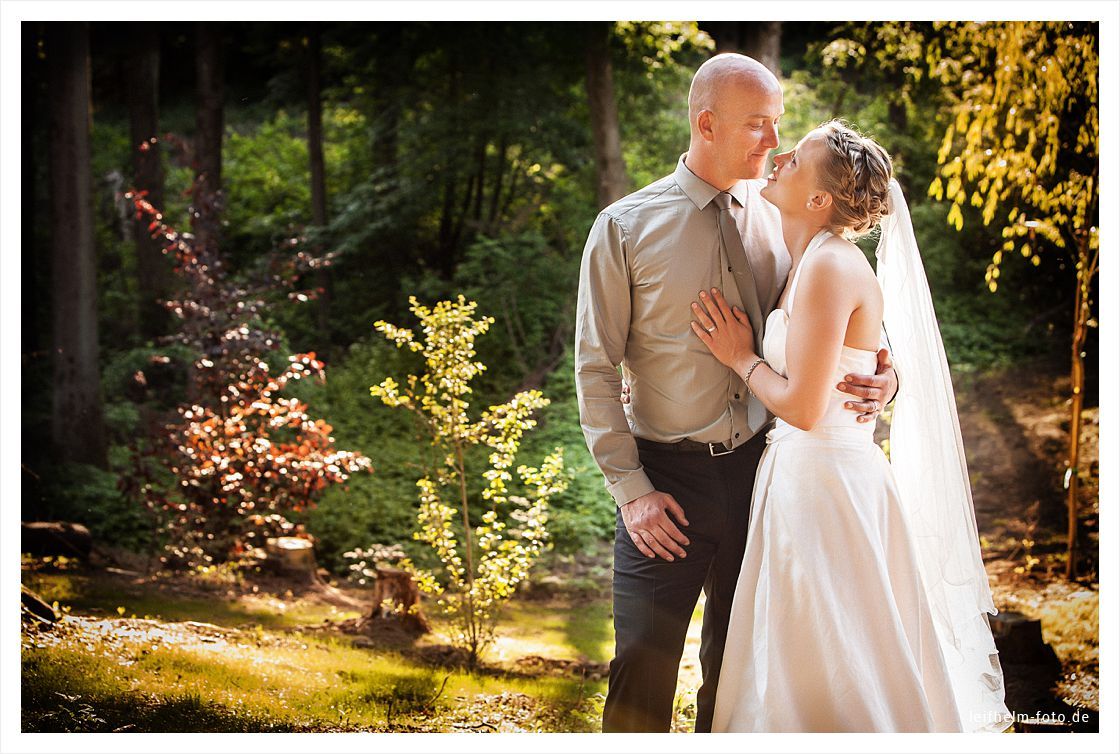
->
xmin=129 ymin=23 xmax=171 ymax=340
xmin=703 ymin=22 xmax=783 ymax=77
xmin=584 ymin=22 xmax=629 ymax=210
xmin=1065 ymin=234 xmax=1096 ymax=581
xmin=23 ymin=22 xmax=41 ymax=362
xmin=372 ymin=25 xmax=403 ymax=181
xmin=306 ymin=26 xmax=333 ymax=358
xmin=193 ymin=22 xmax=224 ymax=256
xmin=741 ymin=22 xmax=782 ymax=76
xmin=704 ymin=21 xmax=741 ymax=53
xmin=48 ymin=22 xmax=107 ymax=469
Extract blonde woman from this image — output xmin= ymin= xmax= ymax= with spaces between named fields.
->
xmin=695 ymin=121 xmax=1011 ymax=733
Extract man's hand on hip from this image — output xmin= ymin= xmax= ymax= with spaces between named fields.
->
xmin=839 ymin=348 xmax=898 ymax=423
xmin=620 ymin=490 xmax=690 ymax=561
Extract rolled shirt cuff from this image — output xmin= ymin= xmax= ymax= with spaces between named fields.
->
xmin=606 ymin=469 xmax=656 ymax=508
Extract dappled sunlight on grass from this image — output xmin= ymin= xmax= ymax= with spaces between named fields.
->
xmin=491 ymin=599 xmax=613 ymax=664
xmin=21 ymin=562 xmax=608 ymax=732
xmin=22 ymin=614 xmax=604 ymax=732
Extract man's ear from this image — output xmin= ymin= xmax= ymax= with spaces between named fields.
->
xmin=697 ymin=110 xmax=716 ymax=142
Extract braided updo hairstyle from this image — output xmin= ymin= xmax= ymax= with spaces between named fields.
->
xmin=816 ymin=120 xmax=893 ymax=239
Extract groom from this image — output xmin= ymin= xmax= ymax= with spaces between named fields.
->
xmin=574 ymin=53 xmax=897 ymax=733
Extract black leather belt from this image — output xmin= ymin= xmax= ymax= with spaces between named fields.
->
xmin=635 ymin=436 xmax=736 ymax=457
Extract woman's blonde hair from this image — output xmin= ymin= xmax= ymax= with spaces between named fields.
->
xmin=815 ymin=120 xmax=893 ymax=239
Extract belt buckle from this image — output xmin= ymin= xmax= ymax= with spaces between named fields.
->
xmin=708 ymin=441 xmax=734 ymax=457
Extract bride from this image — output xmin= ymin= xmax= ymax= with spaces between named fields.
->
xmin=691 ymin=120 xmax=1013 ymax=733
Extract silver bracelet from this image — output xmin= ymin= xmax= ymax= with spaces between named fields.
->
xmin=743 ymin=357 xmax=765 ymax=395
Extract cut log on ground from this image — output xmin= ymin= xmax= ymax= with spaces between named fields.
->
xmin=22 ymin=584 xmax=59 ymax=624
xmin=21 ymin=521 xmax=92 ymax=560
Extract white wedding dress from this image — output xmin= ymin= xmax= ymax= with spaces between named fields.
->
xmin=711 ymin=231 xmax=968 ymax=732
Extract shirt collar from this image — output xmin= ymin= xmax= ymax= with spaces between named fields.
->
xmin=673 ymin=153 xmax=750 ymax=210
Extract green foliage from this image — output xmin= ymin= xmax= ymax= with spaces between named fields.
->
xmin=294 ymin=334 xmax=613 ymax=568
xmin=32 ymin=463 xmax=153 ymax=552
xmin=519 ymin=349 xmax=617 ymax=550
xmin=286 ymin=335 xmax=430 ymax=572
xmin=370 ymin=296 xmax=567 ymax=664
xmin=404 ymin=230 xmax=577 ymax=398
xmin=223 ymin=110 xmax=314 ymax=264
xmin=906 ymin=200 xmax=1064 ymax=369
xmin=613 ymin=22 xmax=713 ymax=188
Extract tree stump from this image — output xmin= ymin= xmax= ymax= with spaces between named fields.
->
xmin=21 ymin=521 xmax=92 ymax=560
xmin=989 ymin=610 xmax=1083 ymax=732
xmin=990 ymin=611 xmax=1060 ymax=667
xmin=368 ymin=567 xmax=429 ymax=634
xmin=264 ymin=536 xmax=322 ymax=585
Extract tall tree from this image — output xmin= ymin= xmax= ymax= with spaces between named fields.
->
xmin=584 ymin=22 xmax=630 ymax=209
xmin=47 ymin=22 xmax=107 ymax=468
xmin=129 ymin=22 xmax=171 ymax=339
xmin=193 ymin=22 xmax=224 ymax=255
xmin=22 ymin=22 xmax=41 ymax=361
xmin=702 ymin=22 xmax=782 ymax=75
xmin=742 ymin=22 xmax=782 ymax=75
xmin=926 ymin=21 xmax=1098 ymax=579
xmin=306 ymin=25 xmax=333 ymax=355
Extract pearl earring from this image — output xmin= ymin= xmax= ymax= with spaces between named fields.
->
xmin=806 ymin=201 xmax=813 ymax=209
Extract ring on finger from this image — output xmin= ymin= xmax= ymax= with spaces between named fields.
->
xmin=706 ymin=325 xmax=716 ymax=333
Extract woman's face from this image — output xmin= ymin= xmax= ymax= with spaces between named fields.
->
xmin=760 ymin=130 xmax=828 ymax=215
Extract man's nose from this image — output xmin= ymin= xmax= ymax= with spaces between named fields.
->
xmin=762 ymin=125 xmax=780 ymax=149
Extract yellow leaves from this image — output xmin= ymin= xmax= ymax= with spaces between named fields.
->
xmin=945 ymin=175 xmax=962 ymax=201
xmin=936 ymin=126 xmax=957 ymax=165
xmin=370 ymin=294 xmax=565 ymax=662
xmin=929 ymin=176 xmax=944 ymax=201
xmin=947 ymin=203 xmax=964 ymax=231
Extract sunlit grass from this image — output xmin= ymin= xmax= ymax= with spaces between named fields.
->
xmin=22 ymin=618 xmax=605 ymax=732
xmin=21 ymin=563 xmax=609 ymax=732
xmin=492 ymin=599 xmax=613 ymax=664
xmin=1036 ymin=590 xmax=1099 ymax=667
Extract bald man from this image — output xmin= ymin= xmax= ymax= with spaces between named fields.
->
xmin=575 ymin=54 xmax=896 ymax=732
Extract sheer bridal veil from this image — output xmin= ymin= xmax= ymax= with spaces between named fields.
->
xmin=876 ymin=179 xmax=1013 ymax=733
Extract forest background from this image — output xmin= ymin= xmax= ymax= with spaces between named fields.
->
xmin=14 ymin=17 xmax=1103 ymax=736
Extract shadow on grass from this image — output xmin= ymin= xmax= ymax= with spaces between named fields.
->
xmin=22 ymin=569 xmax=356 ymax=629
xmin=22 ymin=683 xmax=298 ymax=733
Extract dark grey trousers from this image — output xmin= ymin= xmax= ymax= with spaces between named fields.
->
xmin=601 ymin=431 xmax=767 ymax=733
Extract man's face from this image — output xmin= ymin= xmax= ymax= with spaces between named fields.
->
xmin=708 ymin=79 xmax=784 ymax=180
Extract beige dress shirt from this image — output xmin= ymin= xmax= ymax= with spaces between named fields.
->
xmin=575 ymin=154 xmax=791 ymax=506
